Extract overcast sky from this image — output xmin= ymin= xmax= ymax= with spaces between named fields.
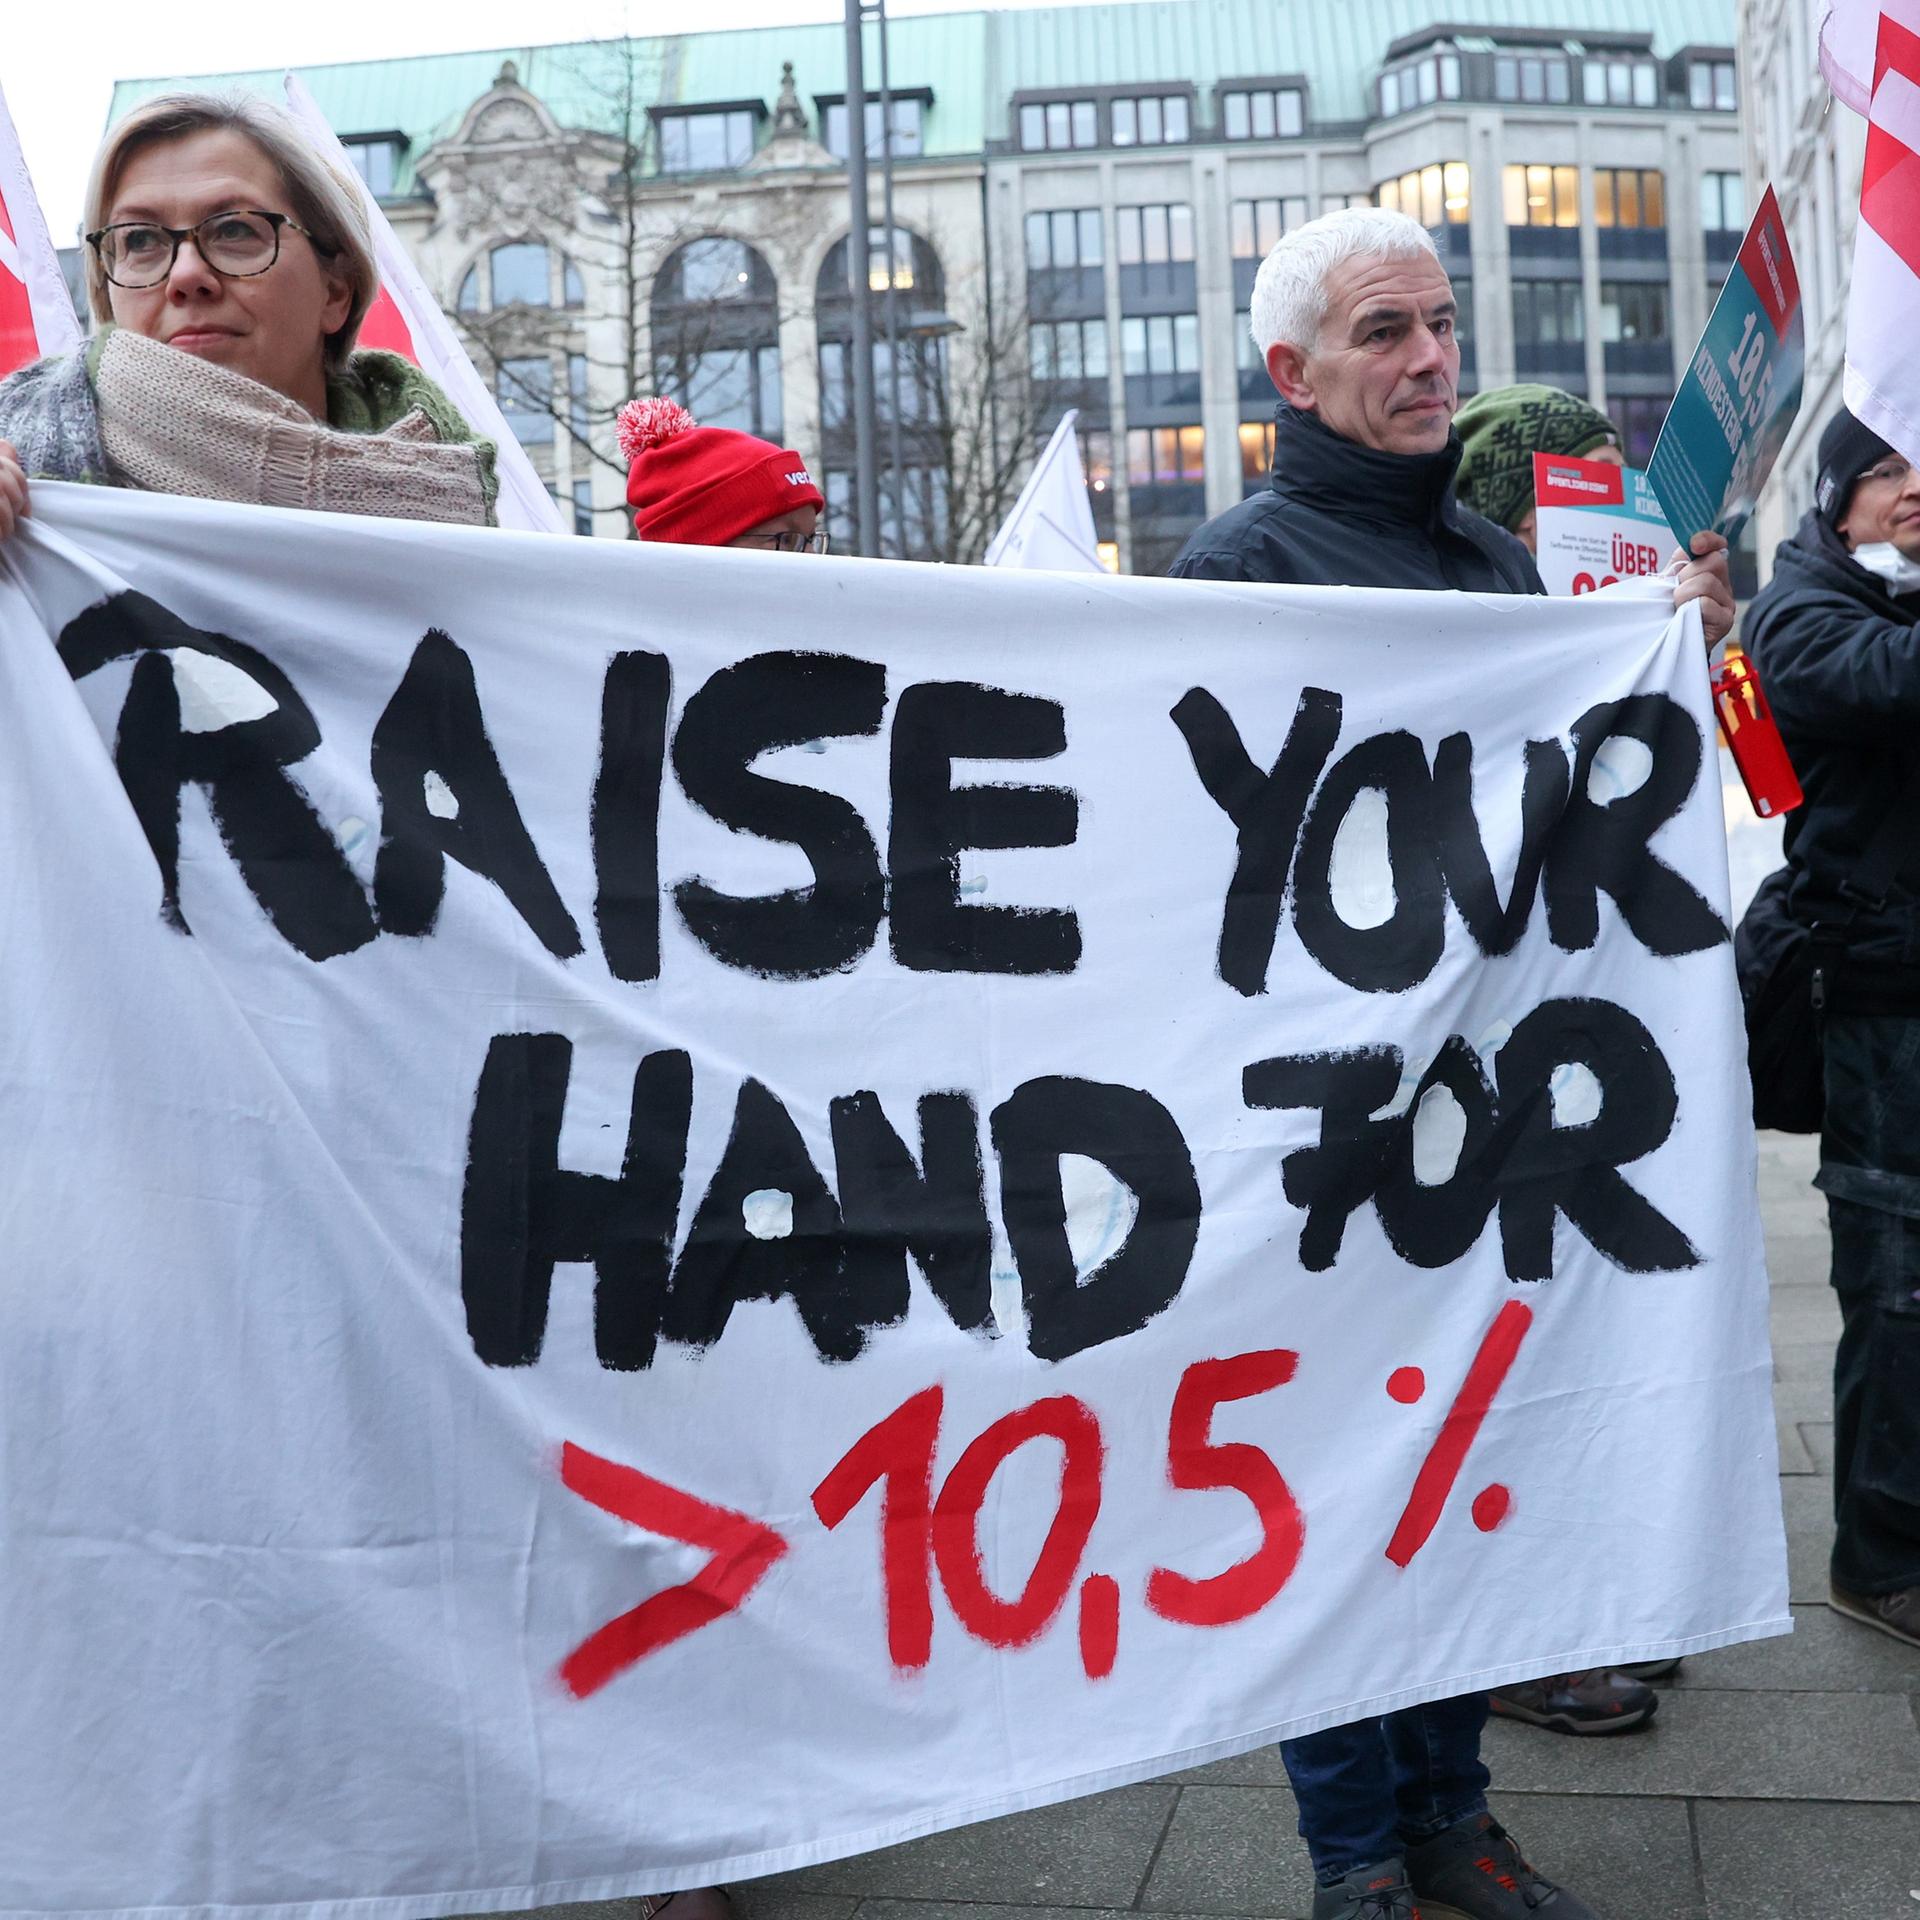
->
xmin=8 ymin=0 xmax=1116 ymax=243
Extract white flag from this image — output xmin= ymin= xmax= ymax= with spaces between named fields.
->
xmin=282 ymin=74 xmax=567 ymax=535
xmin=1821 ymin=1 xmax=1920 ymax=463
xmin=0 ymin=77 xmax=82 ymax=380
xmin=985 ymin=408 xmax=1105 ymax=571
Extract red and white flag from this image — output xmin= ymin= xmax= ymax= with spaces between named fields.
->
xmin=0 ymin=78 xmax=83 ymax=382
xmin=282 ymin=74 xmax=566 ymax=535
xmin=1822 ymin=0 xmax=1920 ymax=463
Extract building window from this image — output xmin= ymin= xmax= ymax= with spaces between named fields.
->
xmin=819 ymin=336 xmax=944 ymax=429
xmin=1223 ymin=88 xmax=1304 ymax=138
xmin=825 ymin=96 xmax=924 ymax=158
xmin=680 ymin=237 xmax=755 ymax=302
xmin=342 ymin=136 xmax=402 ymax=198
xmin=660 ymin=346 xmax=783 ymax=438
xmin=1690 ymin=59 xmax=1738 ymax=110
xmin=1239 ymin=419 xmax=1276 ymax=494
xmin=1379 ymin=48 xmax=1463 ymax=116
xmin=496 ymin=356 xmax=555 ymax=445
xmin=1376 ymin=163 xmax=1471 ymax=227
xmin=490 ymin=242 xmax=552 ymax=308
xmin=1080 ymin=427 xmax=1114 ymax=497
xmin=1503 ymin=163 xmax=1580 ymax=228
xmin=1613 ymin=394 xmax=1672 ymax=467
xmin=1127 ymin=423 xmax=1205 ymax=491
xmin=1121 ymin=313 xmax=1200 ymax=379
xmin=1111 ymin=95 xmax=1190 ymax=146
xmin=1700 ymin=171 xmax=1746 ymax=232
xmin=1594 ymin=168 xmax=1667 ymax=228
xmin=1511 ymin=281 xmax=1585 ymax=348
xmin=568 ymin=352 xmax=590 ymax=444
xmin=1030 ymin=317 xmax=1109 ymax=382
xmin=1230 ymin=196 xmax=1310 ymax=258
xmin=658 ymin=109 xmax=756 ymax=173
xmin=1025 ymin=208 xmax=1104 ymax=270
xmin=1599 ymin=281 xmax=1670 ymax=342
xmin=1115 ymin=203 xmax=1195 ymax=265
xmin=1581 ymin=56 xmax=1660 ymax=107
xmin=457 ymin=266 xmax=480 ymax=312
xmin=1322 ymin=192 xmax=1373 ymax=216
xmin=572 ymin=479 xmax=594 ymax=536
xmin=1492 ymin=53 xmax=1570 ymax=104
xmin=1019 ymin=100 xmax=1098 ymax=151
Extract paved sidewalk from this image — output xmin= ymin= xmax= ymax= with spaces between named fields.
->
xmin=538 ymin=1133 xmax=1920 ymax=1920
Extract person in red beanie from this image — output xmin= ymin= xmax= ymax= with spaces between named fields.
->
xmin=618 ymin=396 xmax=826 ymax=550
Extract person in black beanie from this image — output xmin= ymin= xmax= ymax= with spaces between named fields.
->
xmin=1743 ymin=405 xmax=1920 ymax=1652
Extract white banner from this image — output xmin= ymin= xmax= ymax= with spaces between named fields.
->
xmin=0 ymin=486 xmax=1788 ymax=1920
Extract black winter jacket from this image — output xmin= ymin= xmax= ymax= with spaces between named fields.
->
xmin=1743 ymin=510 xmax=1920 ymax=1007
xmin=1168 ymin=403 xmax=1544 ymax=596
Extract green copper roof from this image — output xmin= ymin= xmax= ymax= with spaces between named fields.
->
xmin=108 ymin=0 xmax=1736 ymax=186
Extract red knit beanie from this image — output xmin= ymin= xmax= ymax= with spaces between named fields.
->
xmin=618 ymin=398 xmax=825 ymax=545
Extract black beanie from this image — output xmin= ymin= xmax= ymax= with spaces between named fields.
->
xmin=1815 ymin=407 xmax=1895 ymax=526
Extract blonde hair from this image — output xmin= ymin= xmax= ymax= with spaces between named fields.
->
xmin=84 ymin=92 xmax=378 ymax=368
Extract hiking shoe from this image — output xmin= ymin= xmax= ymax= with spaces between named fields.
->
xmin=1614 ymin=1656 xmax=1681 ymax=1681
xmin=1406 ymin=1813 xmax=1599 ymax=1918
xmin=1310 ymin=1860 xmax=1421 ymax=1917
xmin=1830 ymin=1580 xmax=1920 ymax=1648
xmin=1487 ymin=1668 xmax=1657 ymax=1735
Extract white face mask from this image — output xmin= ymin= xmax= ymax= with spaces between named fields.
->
xmin=1852 ymin=541 xmax=1920 ymax=593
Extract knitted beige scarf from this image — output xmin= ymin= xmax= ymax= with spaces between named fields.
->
xmin=92 ymin=329 xmax=492 ymax=526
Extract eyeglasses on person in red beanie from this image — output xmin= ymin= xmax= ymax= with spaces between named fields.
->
xmin=617 ymin=397 xmax=828 ymax=551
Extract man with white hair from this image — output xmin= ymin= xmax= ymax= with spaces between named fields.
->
xmin=1170 ymin=210 xmax=1734 ymax=1919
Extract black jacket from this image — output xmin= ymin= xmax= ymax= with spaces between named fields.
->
xmin=1744 ymin=509 xmax=1920 ymax=1004
xmin=1168 ymin=404 xmax=1544 ymax=596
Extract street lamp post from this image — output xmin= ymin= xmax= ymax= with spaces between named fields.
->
xmin=842 ymin=0 xmax=880 ymax=556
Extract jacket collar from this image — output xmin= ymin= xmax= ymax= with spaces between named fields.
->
xmin=1267 ymin=401 xmax=1466 ymax=535
xmin=1781 ymin=508 xmax=1920 ymax=620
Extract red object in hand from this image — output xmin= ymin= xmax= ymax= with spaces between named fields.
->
xmin=1713 ymin=650 xmax=1804 ymax=819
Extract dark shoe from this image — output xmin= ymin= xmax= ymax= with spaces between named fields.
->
xmin=1406 ymin=1812 xmax=1600 ymax=1918
xmin=1830 ymin=1580 xmax=1920 ymax=1648
xmin=1614 ymin=1656 xmax=1681 ymax=1681
xmin=1487 ymin=1667 xmax=1658 ymax=1735
xmin=640 ymin=1894 xmax=735 ymax=1920
xmin=1310 ymin=1859 xmax=1420 ymax=1917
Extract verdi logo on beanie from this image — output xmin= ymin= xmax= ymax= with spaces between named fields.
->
xmin=618 ymin=397 xmax=825 ymax=546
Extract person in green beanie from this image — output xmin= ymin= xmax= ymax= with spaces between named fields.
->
xmin=1454 ymin=384 xmax=1623 ymax=554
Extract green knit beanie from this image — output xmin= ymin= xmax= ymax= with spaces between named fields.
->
xmin=1454 ymin=384 xmax=1621 ymax=532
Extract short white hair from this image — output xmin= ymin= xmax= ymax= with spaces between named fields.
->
xmin=1248 ymin=208 xmax=1441 ymax=360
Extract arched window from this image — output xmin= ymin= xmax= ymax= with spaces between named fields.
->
xmin=814 ymin=228 xmax=951 ymax=557
xmin=490 ymin=241 xmax=551 ymax=308
xmin=563 ymin=257 xmax=586 ymax=309
xmin=457 ymin=266 xmax=480 ymax=312
xmin=650 ymin=235 xmax=782 ymax=441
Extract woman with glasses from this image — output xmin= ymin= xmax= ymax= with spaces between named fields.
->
xmin=0 ymin=92 xmax=496 ymax=538
xmin=619 ymin=395 xmax=825 ymax=553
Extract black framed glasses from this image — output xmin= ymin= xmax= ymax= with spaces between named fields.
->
xmin=86 ymin=210 xmax=319 ymax=289
xmin=735 ymin=529 xmax=830 ymax=554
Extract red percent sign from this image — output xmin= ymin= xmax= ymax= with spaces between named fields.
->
xmin=811 ymin=1350 xmax=1305 ymax=1679
xmin=1383 ymin=1300 xmax=1535 ymax=1568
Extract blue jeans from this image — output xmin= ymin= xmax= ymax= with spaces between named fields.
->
xmin=1279 ymin=1693 xmax=1490 ymax=1883
xmin=1819 ymin=1013 xmax=1920 ymax=1596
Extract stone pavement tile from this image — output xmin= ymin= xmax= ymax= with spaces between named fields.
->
xmin=1760 ymin=1231 xmax=1833 ymax=1288
xmin=1772 ymin=1376 xmax=1833 ymax=1424
xmin=1767 ymin=1293 xmax=1844 ymax=1347
xmin=1673 ymin=1603 xmax=1920 ymax=1694
xmin=1486 ymin=1792 xmax=1703 ymax=1920
xmin=1484 ymin=1688 xmax=1920 ymax=1800
xmin=1778 ymin=1472 xmax=1837 ymax=1604
xmin=481 ymin=1903 xmax=649 ymax=1920
xmin=1696 ymin=1801 xmax=1920 ymax=1919
xmin=1774 ymin=1338 xmax=1840 ymax=1384
xmin=1789 ymin=1522 xmax=1833 ymax=1604
xmin=866 ymin=1908 xmax=1278 ymax=1920
xmin=1139 ymin=1785 xmax=1313 ymax=1915
xmin=1776 ymin=1416 xmax=1817 ymax=1474
xmin=746 ymin=1785 xmax=1177 ymax=1908
xmin=734 ymin=1894 xmax=858 ymax=1920
xmin=1159 ymin=1747 xmax=1290 ymax=1789
xmin=1802 ymin=1420 xmax=1835 ymax=1473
